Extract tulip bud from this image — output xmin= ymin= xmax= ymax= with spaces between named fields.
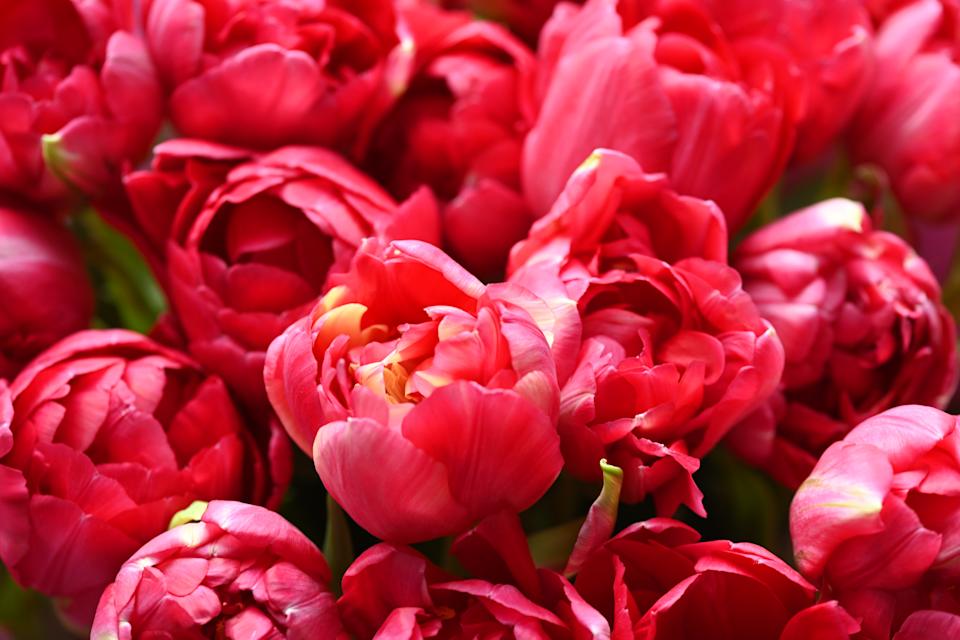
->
xmin=0 ymin=203 xmax=93 ymax=379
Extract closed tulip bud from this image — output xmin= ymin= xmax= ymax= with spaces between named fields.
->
xmin=0 ymin=203 xmax=93 ymax=380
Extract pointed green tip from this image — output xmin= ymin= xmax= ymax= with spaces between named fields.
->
xmin=599 ymin=459 xmax=624 ymax=480
xmin=169 ymin=500 xmax=209 ymax=530
xmin=41 ymin=134 xmax=64 ymax=173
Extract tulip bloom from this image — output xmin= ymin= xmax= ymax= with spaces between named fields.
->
xmin=510 ymin=150 xmax=782 ymax=516
xmin=509 ymin=149 xmax=729 ymax=272
xmin=572 ymin=518 xmax=859 ymax=639
xmin=524 ymin=0 xmax=799 ymax=231
xmin=0 ymin=0 xmax=162 ymax=203
xmin=0 ymin=203 xmax=93 ymax=380
xmin=727 ymin=200 xmax=956 ymax=488
xmin=850 ymin=0 xmax=960 ymax=221
xmin=339 ymin=511 xmax=609 ymax=638
xmin=0 ymin=331 xmax=287 ymax=627
xmin=91 ymin=500 xmax=344 ymax=638
xmin=138 ymin=0 xmax=404 ymax=150
xmin=790 ymin=406 xmax=960 ymax=639
xmin=124 ymin=141 xmax=439 ymax=409
xmin=697 ymin=0 xmax=873 ymax=163
xmin=365 ymin=3 xmax=536 ymax=279
xmin=265 ymin=239 xmax=565 ymax=542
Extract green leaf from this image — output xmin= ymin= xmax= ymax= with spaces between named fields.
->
xmin=527 ymin=519 xmax=584 ymax=572
xmin=323 ymin=495 xmax=354 ymax=596
xmin=69 ymin=209 xmax=166 ymax=332
xmin=564 ymin=460 xmax=623 ymax=576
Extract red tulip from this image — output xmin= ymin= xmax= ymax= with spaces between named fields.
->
xmin=510 ymin=151 xmax=782 ymax=516
xmin=509 ymin=149 xmax=728 ymax=273
xmin=697 ymin=0 xmax=874 ymax=163
xmin=0 ymin=330 xmax=288 ymax=627
xmin=338 ymin=511 xmax=609 ymax=638
xmin=265 ymin=239 xmax=564 ymax=542
xmin=524 ymin=0 xmax=800 ymax=231
xmin=0 ymin=203 xmax=93 ymax=380
xmin=790 ymin=405 xmax=960 ymax=639
xmin=0 ymin=0 xmax=162 ymax=204
xmin=893 ymin=611 xmax=960 ymax=640
xmin=365 ymin=3 xmax=536 ymax=280
xmin=124 ymin=141 xmax=440 ymax=410
xmin=138 ymin=0 xmax=405 ymax=150
xmin=850 ymin=0 xmax=960 ymax=221
xmin=91 ymin=500 xmax=344 ymax=638
xmin=572 ymin=518 xmax=859 ymax=639
xmin=727 ymin=199 xmax=957 ymax=488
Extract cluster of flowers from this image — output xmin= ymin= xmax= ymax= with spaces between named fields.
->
xmin=0 ymin=0 xmax=959 ymax=638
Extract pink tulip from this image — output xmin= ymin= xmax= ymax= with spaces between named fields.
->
xmin=0 ymin=330 xmax=288 ymax=627
xmin=0 ymin=202 xmax=93 ymax=380
xmin=524 ymin=0 xmax=800 ymax=231
xmin=338 ymin=511 xmax=609 ymax=638
xmin=850 ymin=0 xmax=960 ymax=221
xmin=137 ymin=0 xmax=405 ymax=150
xmin=510 ymin=150 xmax=782 ymax=516
xmin=700 ymin=0 xmax=874 ymax=163
xmin=0 ymin=0 xmax=162 ymax=204
xmin=91 ymin=500 xmax=344 ymax=638
xmin=727 ymin=199 xmax=957 ymax=488
xmin=790 ymin=405 xmax=960 ymax=639
xmin=124 ymin=141 xmax=440 ymax=410
xmin=265 ymin=239 xmax=565 ymax=542
xmin=572 ymin=518 xmax=859 ymax=639
xmin=509 ymin=149 xmax=728 ymax=273
xmin=364 ymin=3 xmax=536 ymax=280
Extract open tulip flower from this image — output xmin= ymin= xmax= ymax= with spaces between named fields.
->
xmin=133 ymin=0 xmax=405 ymax=151
xmin=266 ymin=239 xmax=567 ymax=543
xmin=0 ymin=331 xmax=288 ymax=627
xmin=0 ymin=0 xmax=162 ymax=204
xmin=2 ymin=0 xmax=960 ymax=635
xmin=791 ymin=406 xmax=960 ymax=639
xmin=850 ymin=0 xmax=960 ymax=222
xmin=364 ymin=2 xmax=537 ymax=280
xmin=727 ymin=199 xmax=957 ymax=488
xmin=91 ymin=500 xmax=344 ymax=639
xmin=523 ymin=0 xmax=800 ymax=231
xmin=124 ymin=141 xmax=440 ymax=410
xmin=510 ymin=149 xmax=784 ymax=516
xmin=338 ymin=511 xmax=609 ymax=639
xmin=572 ymin=518 xmax=859 ymax=639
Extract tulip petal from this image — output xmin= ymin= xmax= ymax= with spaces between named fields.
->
xmin=402 ymin=382 xmax=562 ymax=519
xmin=314 ymin=418 xmax=470 ymax=543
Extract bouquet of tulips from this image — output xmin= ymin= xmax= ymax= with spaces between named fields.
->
xmin=2 ymin=0 xmax=960 ymax=638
